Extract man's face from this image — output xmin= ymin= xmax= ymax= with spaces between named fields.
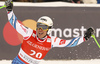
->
xmin=36 ymin=22 xmax=49 ymax=38
xmin=36 ymin=28 xmax=47 ymax=38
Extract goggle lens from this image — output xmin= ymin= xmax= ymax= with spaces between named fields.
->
xmin=37 ymin=23 xmax=48 ymax=30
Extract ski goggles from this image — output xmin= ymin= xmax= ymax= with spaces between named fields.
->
xmin=37 ymin=23 xmax=49 ymax=31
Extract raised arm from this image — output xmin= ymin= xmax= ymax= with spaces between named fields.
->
xmin=51 ymin=36 xmax=85 ymax=47
xmin=5 ymin=1 xmax=33 ymax=38
xmin=51 ymin=28 xmax=95 ymax=48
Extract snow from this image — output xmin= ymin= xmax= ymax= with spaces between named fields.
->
xmin=0 ymin=59 xmax=100 ymax=64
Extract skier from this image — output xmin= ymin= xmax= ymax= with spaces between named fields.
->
xmin=5 ymin=1 xmax=95 ymax=64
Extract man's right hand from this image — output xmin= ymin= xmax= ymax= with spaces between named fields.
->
xmin=5 ymin=0 xmax=13 ymax=11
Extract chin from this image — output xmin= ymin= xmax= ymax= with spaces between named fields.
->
xmin=38 ymin=35 xmax=44 ymax=38
xmin=38 ymin=36 xmax=43 ymax=38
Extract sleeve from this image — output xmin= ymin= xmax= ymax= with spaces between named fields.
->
xmin=7 ymin=10 xmax=33 ymax=38
xmin=51 ymin=36 xmax=85 ymax=48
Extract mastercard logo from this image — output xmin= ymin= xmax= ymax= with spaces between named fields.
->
xmin=3 ymin=19 xmax=37 ymax=46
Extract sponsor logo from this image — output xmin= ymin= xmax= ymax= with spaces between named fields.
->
xmin=40 ymin=18 xmax=47 ymax=22
xmin=50 ymin=26 xmax=100 ymax=38
xmin=3 ymin=19 xmax=100 ymax=46
xmin=59 ymin=40 xmax=66 ymax=45
xmin=27 ymin=41 xmax=51 ymax=51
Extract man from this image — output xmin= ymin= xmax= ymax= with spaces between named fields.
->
xmin=5 ymin=1 xmax=94 ymax=64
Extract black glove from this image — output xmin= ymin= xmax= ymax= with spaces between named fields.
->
xmin=84 ymin=27 xmax=95 ymax=40
xmin=5 ymin=0 xmax=13 ymax=11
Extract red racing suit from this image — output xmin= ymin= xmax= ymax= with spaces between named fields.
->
xmin=7 ymin=11 xmax=85 ymax=64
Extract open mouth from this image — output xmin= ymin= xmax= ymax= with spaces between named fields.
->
xmin=39 ymin=32 xmax=43 ymax=35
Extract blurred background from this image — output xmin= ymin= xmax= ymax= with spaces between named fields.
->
xmin=0 ymin=0 xmax=100 ymax=4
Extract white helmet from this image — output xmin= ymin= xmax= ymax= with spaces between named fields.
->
xmin=37 ymin=16 xmax=53 ymax=35
xmin=37 ymin=16 xmax=53 ymax=26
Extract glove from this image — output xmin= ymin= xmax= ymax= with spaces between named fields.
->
xmin=5 ymin=0 xmax=13 ymax=11
xmin=84 ymin=27 xmax=95 ymax=40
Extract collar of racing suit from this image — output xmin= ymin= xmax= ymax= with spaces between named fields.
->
xmin=37 ymin=34 xmax=48 ymax=41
